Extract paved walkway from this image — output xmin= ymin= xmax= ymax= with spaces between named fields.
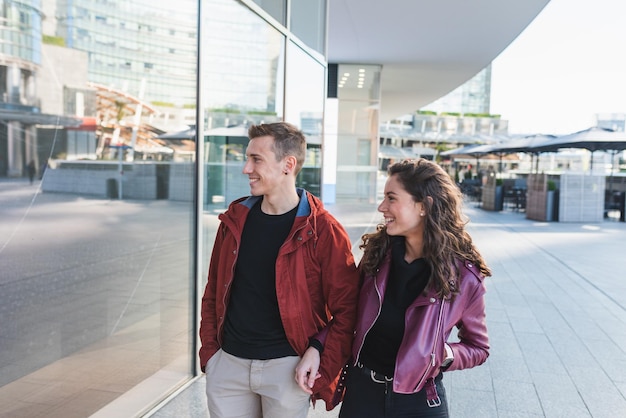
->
xmin=150 ymin=201 xmax=626 ymax=418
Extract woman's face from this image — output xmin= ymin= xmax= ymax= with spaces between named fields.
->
xmin=378 ymin=174 xmax=426 ymax=239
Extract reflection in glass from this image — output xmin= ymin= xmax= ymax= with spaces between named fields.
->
xmin=199 ymin=0 xmax=287 ymax=284
xmin=285 ymin=41 xmax=325 ymax=197
xmin=0 ymin=0 xmax=197 ymax=416
xmin=201 ymin=0 xmax=285 ymax=213
xmin=56 ymin=0 xmax=197 ymax=106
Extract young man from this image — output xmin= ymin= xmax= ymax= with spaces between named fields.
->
xmin=199 ymin=122 xmax=359 ymax=417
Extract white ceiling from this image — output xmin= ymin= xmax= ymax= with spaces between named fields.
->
xmin=327 ymin=0 xmax=551 ymax=122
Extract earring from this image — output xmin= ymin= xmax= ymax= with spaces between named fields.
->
xmin=420 ymin=212 xmax=425 ymax=216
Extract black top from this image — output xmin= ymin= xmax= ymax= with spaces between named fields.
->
xmin=359 ymin=238 xmax=430 ymax=376
xmin=222 ymin=200 xmax=299 ymax=359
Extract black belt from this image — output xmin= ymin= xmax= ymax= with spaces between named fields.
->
xmin=355 ymin=362 xmax=442 ymax=408
xmin=356 ymin=362 xmax=393 ymax=383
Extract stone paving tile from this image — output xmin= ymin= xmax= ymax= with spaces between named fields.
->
xmin=447 ymin=387 xmax=497 ymax=418
xmin=493 ymin=378 xmax=545 ymax=417
xmin=515 ymin=333 xmax=567 ymax=376
xmin=447 ymin=362 xmax=493 ymax=392
xmin=568 ymin=366 xmax=626 ymax=417
xmin=531 ymin=371 xmax=591 ymax=418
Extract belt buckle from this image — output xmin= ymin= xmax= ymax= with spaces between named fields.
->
xmin=427 ymin=396 xmax=442 ymax=408
xmin=370 ymin=370 xmax=393 ymax=384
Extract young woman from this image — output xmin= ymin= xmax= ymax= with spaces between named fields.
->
xmin=337 ymin=158 xmax=491 ymax=418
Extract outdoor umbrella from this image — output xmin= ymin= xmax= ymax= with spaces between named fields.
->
xmin=441 ymin=143 xmax=494 ymax=158
xmin=528 ymin=127 xmax=626 ymax=171
xmin=448 ymin=142 xmax=527 ymax=174
xmin=487 ymin=134 xmax=557 ymax=173
xmin=488 ymin=134 xmax=557 ymax=154
xmin=157 ymin=125 xmax=196 ymax=140
xmin=378 ymin=145 xmax=415 ymax=160
xmin=157 ymin=125 xmax=253 ymax=141
xmin=441 ymin=143 xmax=495 ymax=174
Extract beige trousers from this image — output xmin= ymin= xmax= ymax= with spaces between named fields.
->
xmin=205 ymin=349 xmax=311 ymax=418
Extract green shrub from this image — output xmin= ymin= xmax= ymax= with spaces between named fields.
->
xmin=42 ymin=35 xmax=65 ymax=46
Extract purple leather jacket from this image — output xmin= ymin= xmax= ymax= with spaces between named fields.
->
xmin=351 ymin=253 xmax=490 ymax=394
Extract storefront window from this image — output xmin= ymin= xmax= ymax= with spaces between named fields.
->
xmin=0 ymin=1 xmax=197 ymax=416
xmin=201 ymin=0 xmax=284 ymax=207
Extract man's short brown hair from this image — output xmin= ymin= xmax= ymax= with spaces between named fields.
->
xmin=248 ymin=122 xmax=306 ymax=174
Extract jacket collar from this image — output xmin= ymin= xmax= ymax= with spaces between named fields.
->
xmin=237 ymin=188 xmax=311 ymax=217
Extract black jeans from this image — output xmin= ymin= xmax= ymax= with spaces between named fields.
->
xmin=339 ymin=364 xmax=449 ymax=418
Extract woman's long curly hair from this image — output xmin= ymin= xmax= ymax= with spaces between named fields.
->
xmin=359 ymin=158 xmax=491 ymax=297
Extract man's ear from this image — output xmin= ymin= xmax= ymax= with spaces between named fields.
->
xmin=284 ymin=155 xmax=297 ymax=175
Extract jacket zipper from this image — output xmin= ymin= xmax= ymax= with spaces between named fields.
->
xmin=218 ymin=205 xmax=310 ymax=344
xmin=217 ymin=220 xmax=239 ymax=346
xmin=354 ymin=273 xmax=384 ymax=364
xmin=414 ymin=295 xmax=446 ymax=391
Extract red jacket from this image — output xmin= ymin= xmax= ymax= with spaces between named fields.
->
xmin=351 ymin=255 xmax=489 ymax=395
xmin=199 ymin=189 xmax=359 ymax=409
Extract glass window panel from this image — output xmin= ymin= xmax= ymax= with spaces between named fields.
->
xmin=285 ymin=41 xmax=324 ymax=196
xmin=250 ymin=0 xmax=286 ymax=25
xmin=0 ymin=0 xmax=198 ymax=416
xmin=290 ymin=0 xmax=326 ymax=55
xmin=200 ymin=0 xmax=286 ymax=281
xmin=201 ymin=0 xmax=285 ymax=213
xmin=202 ymin=0 xmax=284 ymax=126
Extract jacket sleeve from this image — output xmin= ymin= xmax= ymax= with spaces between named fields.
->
xmin=198 ymin=222 xmax=226 ymax=372
xmin=311 ymin=216 xmax=360 ymax=397
xmin=446 ymin=276 xmax=490 ymax=372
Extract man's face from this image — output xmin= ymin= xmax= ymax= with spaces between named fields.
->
xmin=242 ymin=135 xmax=287 ymax=196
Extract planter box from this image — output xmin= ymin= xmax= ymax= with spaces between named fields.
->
xmin=481 ymin=177 xmax=503 ymax=211
xmin=526 ymin=173 xmax=551 ymax=221
xmin=559 ymin=174 xmax=604 ymax=222
xmin=527 ymin=173 xmax=605 ymax=222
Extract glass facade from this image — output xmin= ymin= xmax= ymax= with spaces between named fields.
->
xmin=0 ymin=0 xmax=42 ymax=63
xmin=55 ymin=0 xmax=198 ymax=107
xmin=0 ymin=0 xmax=42 ymax=178
xmin=0 ymin=0 xmax=328 ymax=416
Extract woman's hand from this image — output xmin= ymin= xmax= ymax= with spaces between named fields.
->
xmin=294 ymin=347 xmax=322 ymax=394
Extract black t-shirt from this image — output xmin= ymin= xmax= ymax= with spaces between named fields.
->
xmin=222 ymin=200 xmax=299 ymax=359
xmin=359 ymin=238 xmax=430 ymax=376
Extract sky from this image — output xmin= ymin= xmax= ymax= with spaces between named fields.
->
xmin=490 ymin=0 xmax=626 ymax=135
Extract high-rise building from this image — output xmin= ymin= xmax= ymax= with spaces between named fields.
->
xmin=422 ymin=64 xmax=493 ymax=115
xmin=52 ymin=0 xmax=197 ymax=106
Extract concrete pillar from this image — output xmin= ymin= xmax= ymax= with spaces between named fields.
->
xmin=322 ymin=98 xmax=338 ymax=204
xmin=7 ymin=122 xmax=24 ymax=177
xmin=25 ymin=125 xmax=38 ymax=171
